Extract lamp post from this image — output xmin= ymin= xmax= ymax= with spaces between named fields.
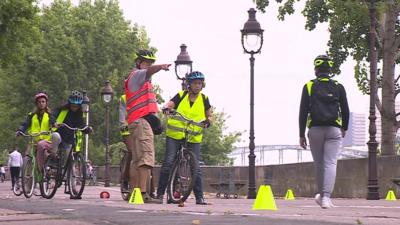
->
xmin=101 ymin=80 xmax=113 ymax=187
xmin=241 ymin=8 xmax=264 ymax=199
xmin=367 ymin=0 xmax=379 ymax=200
xmin=82 ymin=91 xmax=90 ymax=162
xmin=175 ymin=44 xmax=193 ymax=90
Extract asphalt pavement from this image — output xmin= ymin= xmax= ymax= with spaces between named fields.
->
xmin=0 ymin=180 xmax=399 ymax=225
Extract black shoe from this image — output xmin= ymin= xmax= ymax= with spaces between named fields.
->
xmin=143 ymin=193 xmax=163 ymax=204
xmin=196 ymin=198 xmax=208 ymax=205
xmin=121 ymin=181 xmax=129 ymax=192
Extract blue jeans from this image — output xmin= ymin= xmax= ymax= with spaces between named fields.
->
xmin=157 ymin=137 xmax=203 ymax=199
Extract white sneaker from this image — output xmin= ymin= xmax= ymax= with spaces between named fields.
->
xmin=322 ymin=197 xmax=336 ymax=209
xmin=314 ymin=193 xmax=322 ymax=207
xmin=315 ymin=194 xmax=335 ymax=209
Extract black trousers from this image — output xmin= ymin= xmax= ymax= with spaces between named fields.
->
xmin=10 ymin=167 xmax=20 ymax=188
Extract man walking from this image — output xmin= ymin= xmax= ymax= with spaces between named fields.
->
xmin=8 ymin=147 xmax=23 ymax=190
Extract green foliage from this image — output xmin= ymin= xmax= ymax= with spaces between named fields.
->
xmin=0 ymin=0 xmax=39 ymax=67
xmin=0 ymin=0 xmax=152 ymax=154
xmin=0 ymin=0 xmax=241 ymax=165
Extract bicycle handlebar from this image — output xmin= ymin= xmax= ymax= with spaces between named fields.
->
xmin=16 ymin=131 xmax=50 ymax=137
xmin=59 ymin=123 xmax=89 ymax=131
xmin=165 ymin=109 xmax=206 ymax=128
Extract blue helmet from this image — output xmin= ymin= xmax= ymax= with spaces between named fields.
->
xmin=186 ymin=71 xmax=205 ymax=82
xmin=68 ymin=90 xmax=83 ymax=105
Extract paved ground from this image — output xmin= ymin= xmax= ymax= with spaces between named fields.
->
xmin=0 ymin=180 xmax=399 ymax=225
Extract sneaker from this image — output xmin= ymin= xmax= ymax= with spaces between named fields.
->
xmin=314 ymin=193 xmax=322 ymax=207
xmin=321 ymin=197 xmax=333 ymax=209
xmin=195 ymin=198 xmax=209 ymax=205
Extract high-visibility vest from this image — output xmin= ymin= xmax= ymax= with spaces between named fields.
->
xmin=125 ymin=69 xmax=158 ymax=124
xmin=166 ymin=91 xmax=206 ymax=143
xmin=120 ymin=95 xmax=130 ymax=136
xmin=30 ymin=112 xmax=51 ymax=142
xmin=53 ymin=109 xmax=83 ymax=151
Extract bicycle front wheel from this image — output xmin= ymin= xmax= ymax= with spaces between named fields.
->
xmin=166 ymin=150 xmax=197 ymax=204
xmin=21 ymin=156 xmax=35 ymax=198
xmin=40 ymin=158 xmax=59 ymax=199
xmin=67 ymin=153 xmax=86 ymax=198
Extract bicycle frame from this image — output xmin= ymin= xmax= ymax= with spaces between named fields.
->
xmin=56 ymin=123 xmax=88 ymax=182
xmin=166 ymin=110 xmax=204 ymax=203
xmin=17 ymin=131 xmax=50 ymax=197
xmin=18 ymin=131 xmax=50 ymax=180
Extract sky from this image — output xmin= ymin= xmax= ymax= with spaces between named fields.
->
xmin=40 ymin=0 xmax=370 ymax=146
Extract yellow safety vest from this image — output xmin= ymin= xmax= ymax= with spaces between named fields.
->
xmin=166 ymin=91 xmax=206 ymax=143
xmin=30 ymin=112 xmax=51 ymax=142
xmin=120 ymin=95 xmax=130 ymax=137
xmin=53 ymin=109 xmax=83 ymax=151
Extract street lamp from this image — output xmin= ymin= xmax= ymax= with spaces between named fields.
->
xmin=241 ymin=8 xmax=264 ymax=199
xmin=82 ymin=91 xmax=90 ymax=162
xmin=367 ymin=0 xmax=379 ymax=200
xmin=101 ymin=80 xmax=113 ymax=187
xmin=175 ymin=44 xmax=193 ymax=90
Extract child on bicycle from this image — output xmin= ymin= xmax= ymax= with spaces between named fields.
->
xmin=156 ymin=71 xmax=212 ymax=205
xmin=16 ymin=92 xmax=57 ymax=172
xmin=51 ymin=90 xmax=92 ymax=158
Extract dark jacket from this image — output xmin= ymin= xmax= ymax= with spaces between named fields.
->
xmin=52 ymin=106 xmax=86 ymax=144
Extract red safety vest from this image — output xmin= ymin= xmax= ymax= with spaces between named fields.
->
xmin=125 ymin=69 xmax=158 ymax=124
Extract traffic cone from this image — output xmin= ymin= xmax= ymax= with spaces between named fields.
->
xmin=284 ymin=188 xmax=295 ymax=200
xmin=385 ymin=190 xmax=397 ymax=201
xmin=253 ymin=185 xmax=277 ymax=210
xmin=128 ymin=188 xmax=144 ymax=204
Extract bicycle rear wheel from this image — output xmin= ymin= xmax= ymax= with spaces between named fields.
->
xmin=40 ymin=158 xmax=59 ymax=199
xmin=13 ymin=177 xmax=23 ymax=196
xmin=67 ymin=153 xmax=86 ymax=198
xmin=21 ymin=156 xmax=35 ymax=198
xmin=120 ymin=152 xmax=130 ymax=201
xmin=166 ymin=150 xmax=197 ymax=204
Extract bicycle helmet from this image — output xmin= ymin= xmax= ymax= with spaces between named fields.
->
xmin=314 ymin=55 xmax=333 ymax=68
xmin=186 ymin=71 xmax=205 ymax=82
xmin=34 ymin=92 xmax=48 ymax=102
xmin=136 ymin=49 xmax=156 ymax=62
xmin=68 ymin=90 xmax=83 ymax=105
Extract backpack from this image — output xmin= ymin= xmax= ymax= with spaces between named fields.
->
xmin=307 ymin=79 xmax=340 ymax=125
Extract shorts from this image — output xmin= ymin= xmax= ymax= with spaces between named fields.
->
xmin=128 ymin=117 xmax=154 ymax=168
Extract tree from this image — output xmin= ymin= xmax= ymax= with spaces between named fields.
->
xmin=0 ymin=0 xmax=152 ymax=153
xmin=0 ymin=0 xmax=39 ymax=67
xmin=255 ymin=0 xmax=400 ymax=155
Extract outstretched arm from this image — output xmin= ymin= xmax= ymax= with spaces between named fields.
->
xmin=145 ymin=64 xmax=171 ymax=79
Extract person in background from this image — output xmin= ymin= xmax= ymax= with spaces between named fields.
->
xmin=7 ymin=147 xmax=23 ymax=189
xmin=0 ymin=164 xmax=5 ymax=182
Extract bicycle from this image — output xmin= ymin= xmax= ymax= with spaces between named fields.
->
xmin=17 ymin=131 xmax=50 ymax=198
xmin=165 ymin=110 xmax=204 ymax=204
xmin=119 ymin=147 xmax=131 ymax=201
xmin=119 ymin=147 xmax=155 ymax=201
xmin=13 ymin=172 xmax=23 ymax=196
xmin=40 ymin=123 xmax=88 ymax=199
